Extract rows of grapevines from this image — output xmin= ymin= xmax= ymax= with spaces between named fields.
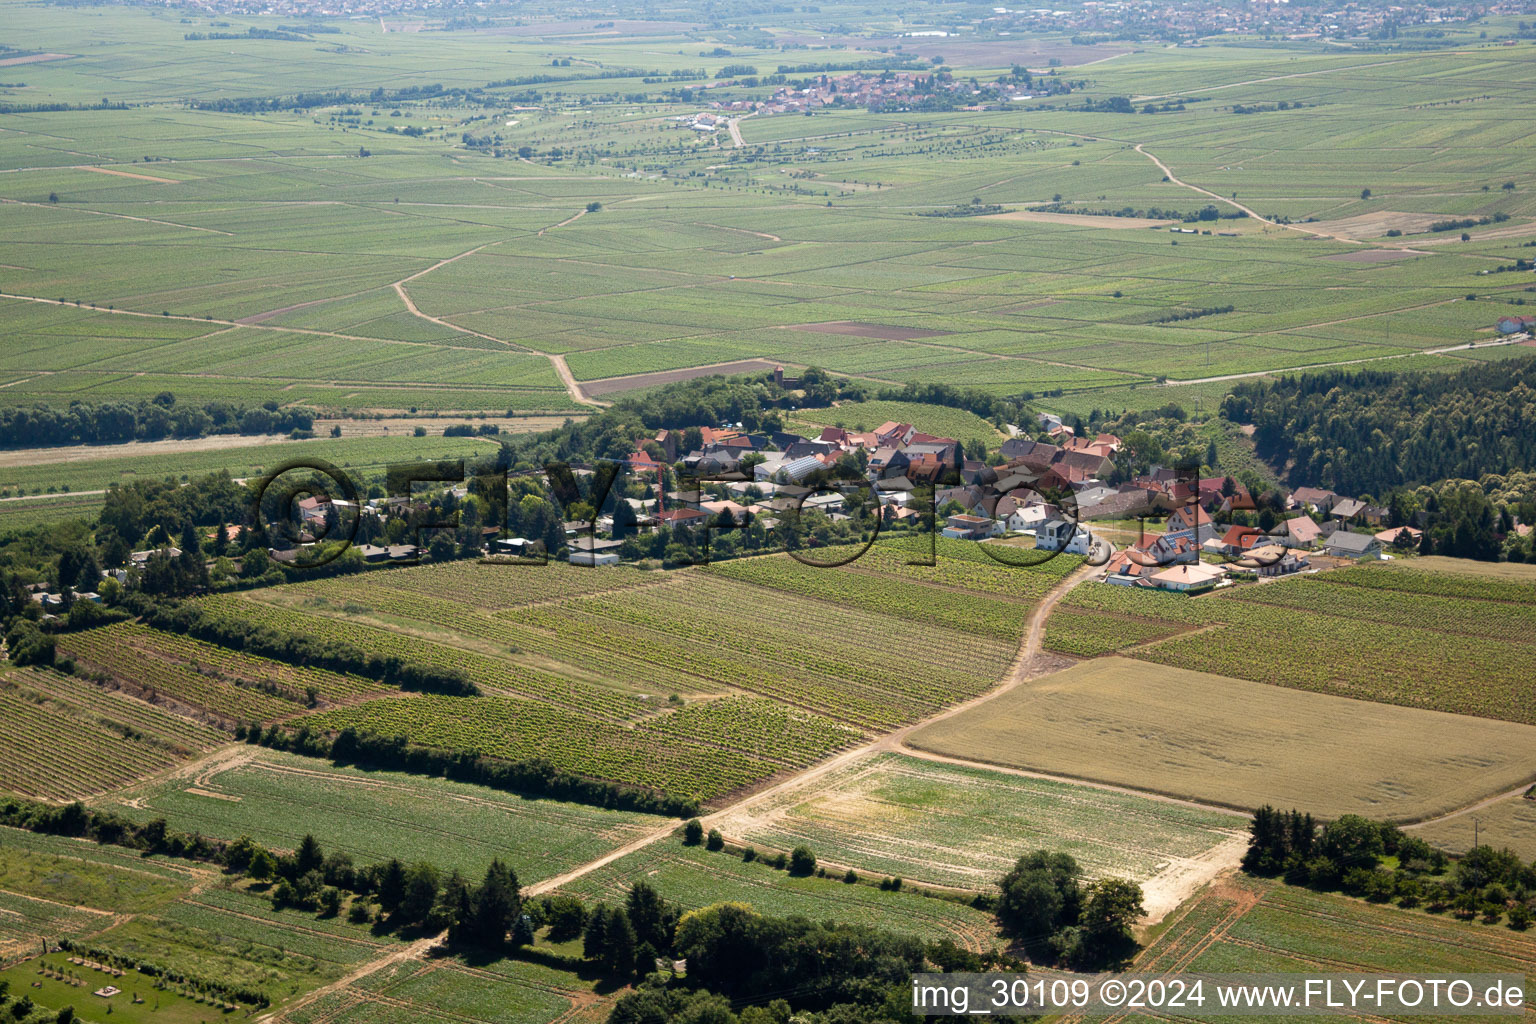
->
xmin=704 ymin=557 xmax=1029 ymax=643
xmin=641 ymin=697 xmax=864 ymax=768
xmin=199 ymin=596 xmax=647 ymax=721
xmin=513 ymin=575 xmax=1013 ymax=728
xmin=513 ymin=602 xmax=902 ymax=728
xmin=1222 ymin=574 xmax=1536 ymax=644
xmin=10 ymin=668 xmax=223 ymax=752
xmin=808 ymin=539 xmax=1081 ymax=600
xmin=1133 ymin=603 xmax=1536 ymax=725
xmin=64 ymin=620 xmax=385 ymax=704
xmin=302 ymin=695 xmax=781 ymax=800
xmin=1042 ymin=609 xmax=1190 ymax=657
xmin=274 ymin=587 xmax=706 ymax=703
xmin=1315 ymin=563 xmax=1536 ymax=604
xmin=1058 ymin=581 xmax=1216 ymax=625
xmin=0 ymin=686 xmax=185 ymax=799
xmin=62 ymin=625 xmax=310 ymax=724
xmin=1059 ymin=568 xmax=1536 ymax=722
xmin=289 ymin=558 xmax=668 ymax=612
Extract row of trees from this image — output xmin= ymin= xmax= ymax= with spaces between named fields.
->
xmin=0 ymin=394 xmax=312 ymax=449
xmin=244 ymin=722 xmax=701 ymax=817
xmin=1244 ymin=806 xmax=1536 ymax=929
xmin=0 ymin=791 xmax=983 ymax=1024
xmin=138 ymin=597 xmax=477 ymax=695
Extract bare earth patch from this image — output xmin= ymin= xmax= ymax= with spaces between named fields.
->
xmin=74 ymin=166 xmax=179 ymax=184
xmin=0 ymin=53 xmax=73 ymax=67
xmin=790 ymin=321 xmax=951 ymax=340
xmin=1321 ymin=248 xmax=1421 ymax=263
xmin=986 ymin=209 xmax=1175 ymax=230
xmin=581 ymin=358 xmax=782 ymax=395
xmin=0 ymin=432 xmax=305 ymax=470
xmin=1306 ymin=211 xmax=1446 ymax=240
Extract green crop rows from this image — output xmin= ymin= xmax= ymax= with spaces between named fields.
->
xmin=303 ymin=694 xmax=791 ymax=801
xmin=61 ymin=621 xmax=387 ymax=721
xmin=101 ymin=747 xmax=664 ymax=882
xmin=200 ymin=594 xmax=652 ymax=720
xmin=511 ymin=573 xmax=1015 ymax=729
xmin=557 ymin=839 xmax=1002 ymax=950
xmin=1051 ymin=562 xmax=1536 ymax=724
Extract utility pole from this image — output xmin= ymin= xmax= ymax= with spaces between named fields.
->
xmin=1471 ymin=817 xmax=1481 ymax=890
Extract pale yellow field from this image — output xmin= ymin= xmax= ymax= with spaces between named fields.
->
xmin=907 ymin=658 xmax=1536 ymax=822
xmin=1411 ymin=790 xmax=1536 ymax=860
xmin=1404 ymin=556 xmax=1536 ymax=582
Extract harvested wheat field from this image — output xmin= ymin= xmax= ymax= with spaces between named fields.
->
xmin=907 ymin=658 xmax=1536 ymax=822
xmin=1412 ymin=788 xmax=1536 ymax=861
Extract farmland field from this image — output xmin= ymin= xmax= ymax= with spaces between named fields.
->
xmin=1049 ymin=561 xmax=1536 ymax=725
xmin=0 ymin=433 xmax=500 ymax=499
xmin=0 ymin=8 xmax=1532 ymax=428
xmin=1135 ymin=874 xmax=1536 ymax=1015
xmin=60 ymin=621 xmax=390 ymax=725
xmin=160 ymin=540 xmax=1063 ymax=804
xmin=907 ymin=658 xmax=1536 ymax=821
xmin=87 ymin=880 xmax=412 ymax=1008
xmin=284 ymin=957 xmax=594 ymax=1024
xmin=554 ymin=836 xmax=1004 ymax=950
xmin=97 ymin=746 xmax=667 ymax=882
xmin=299 ymin=692 xmax=853 ymax=801
xmin=0 ymin=666 xmax=224 ymax=799
xmin=708 ymin=752 xmax=1246 ymax=890
xmin=1412 ymin=790 xmax=1536 ymax=862
xmin=0 ymin=825 xmax=206 ymax=961
xmin=5 ymin=0 xmax=1536 ymax=1004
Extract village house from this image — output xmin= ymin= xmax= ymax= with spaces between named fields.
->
xmin=1270 ymin=514 xmax=1323 ymax=549
xmin=129 ymin=543 xmax=181 ymax=568
xmin=867 ymin=447 xmax=908 ymax=476
xmin=1375 ymin=525 xmax=1422 ymax=547
xmin=657 ymin=507 xmax=708 ymax=527
xmin=1034 ymin=517 xmax=1094 ymax=554
xmin=1102 ymin=549 xmax=1159 ymax=586
xmin=873 ymin=421 xmax=916 ymax=447
xmin=568 ymin=536 xmax=624 ymax=567
xmin=1005 ymin=503 xmax=1051 ymax=533
xmin=1217 ymin=525 xmax=1266 ymax=556
xmin=1329 ymin=497 xmax=1368 ymax=523
xmin=1289 ymin=487 xmax=1337 ymax=513
xmin=1148 ymin=562 xmax=1227 ymax=593
xmin=1323 ymin=530 xmax=1383 ymax=560
xmin=1241 ymin=545 xmax=1310 ymax=577
xmin=941 ymin=513 xmax=1001 ymax=540
xmin=1080 ymin=487 xmax=1157 ymax=522
xmin=1164 ymin=504 xmax=1220 ymax=545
